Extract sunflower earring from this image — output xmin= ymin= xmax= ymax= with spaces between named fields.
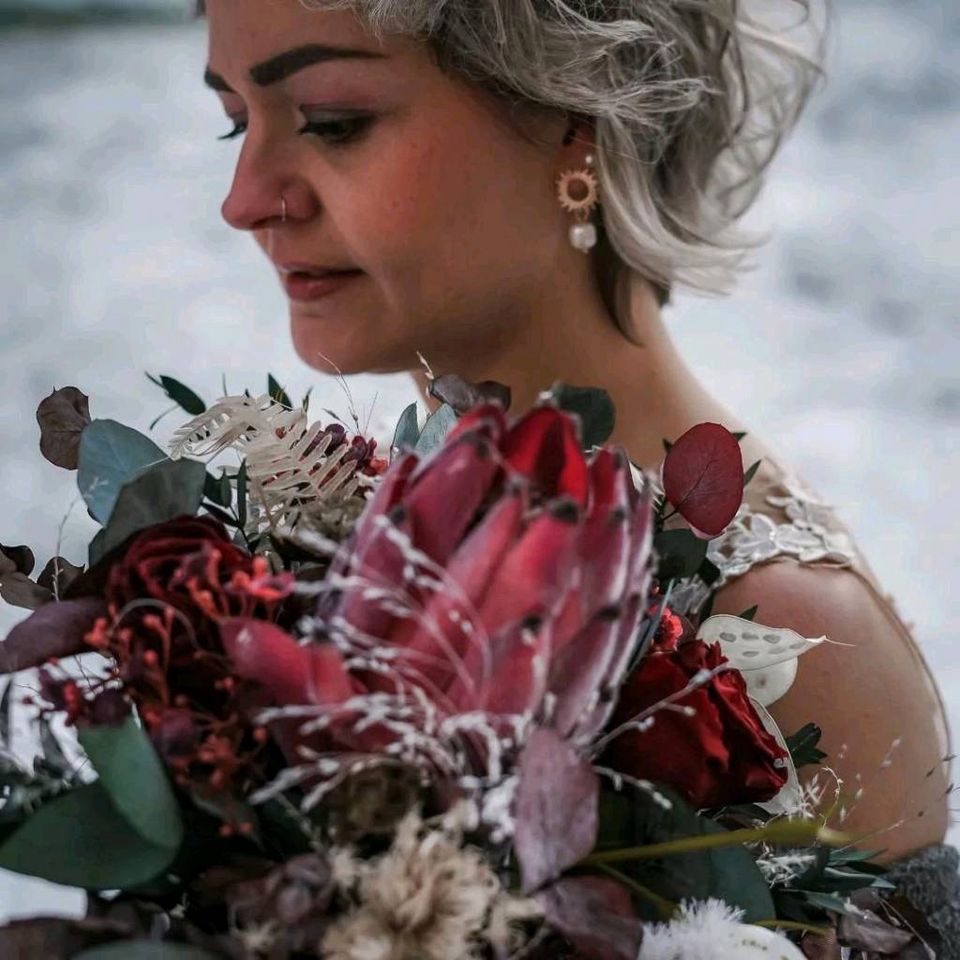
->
xmin=556 ymin=153 xmax=600 ymax=253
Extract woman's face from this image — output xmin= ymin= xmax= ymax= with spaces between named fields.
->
xmin=205 ymin=0 xmax=581 ymax=376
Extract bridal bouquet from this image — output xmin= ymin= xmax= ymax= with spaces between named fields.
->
xmin=0 ymin=373 xmax=921 ymax=958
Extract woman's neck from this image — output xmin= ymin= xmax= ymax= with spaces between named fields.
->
xmin=410 ymin=272 xmax=747 ymax=474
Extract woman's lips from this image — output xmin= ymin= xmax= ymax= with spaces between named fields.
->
xmin=282 ymin=269 xmax=363 ymax=302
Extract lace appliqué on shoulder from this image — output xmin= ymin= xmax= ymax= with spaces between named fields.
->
xmin=669 ymin=472 xmax=860 ymax=620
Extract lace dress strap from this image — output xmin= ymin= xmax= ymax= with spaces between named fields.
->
xmin=665 ymin=454 xmax=902 ymax=625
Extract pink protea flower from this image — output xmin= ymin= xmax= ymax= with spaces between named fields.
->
xmin=221 ymin=401 xmax=654 ymax=801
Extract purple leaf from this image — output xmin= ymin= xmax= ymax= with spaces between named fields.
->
xmin=538 ymin=875 xmax=643 ymax=960
xmin=36 ymin=386 xmax=92 ymax=471
xmin=0 ymin=544 xmax=35 ymax=578
xmin=36 ymin=557 xmax=85 ymax=598
xmin=838 ymin=909 xmax=914 ymax=953
xmin=0 ymin=572 xmax=53 ymax=611
xmin=0 ymin=597 xmax=107 ymax=673
xmin=514 ymin=727 xmax=599 ymax=893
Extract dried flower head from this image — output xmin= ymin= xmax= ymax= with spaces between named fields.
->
xmin=323 ymin=805 xmax=540 ymax=960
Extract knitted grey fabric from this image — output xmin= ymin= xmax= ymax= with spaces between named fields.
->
xmin=886 ymin=844 xmax=960 ymax=959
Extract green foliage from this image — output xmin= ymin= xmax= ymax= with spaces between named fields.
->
xmin=392 ymin=402 xmax=421 ymax=456
xmin=415 ymin=404 xmax=458 ymax=456
xmin=236 ymin=460 xmax=249 ymax=530
xmin=268 ymin=374 xmax=294 ymax=410
xmin=77 ymin=421 xmax=167 ymax=525
xmin=596 ymin=784 xmax=775 ymax=923
xmin=204 ymin=469 xmax=233 ymax=509
xmin=785 ymin=724 xmax=828 ymax=768
xmin=0 ymin=720 xmax=183 ymax=890
xmin=653 ymin=529 xmax=708 ymax=580
xmin=79 ymin=720 xmax=183 ymax=851
xmin=89 ymin=458 xmax=207 ymax=565
xmin=145 ymin=374 xmax=207 ymax=417
xmin=550 ymin=384 xmax=616 ymax=449
xmin=743 ymin=459 xmax=762 ymax=488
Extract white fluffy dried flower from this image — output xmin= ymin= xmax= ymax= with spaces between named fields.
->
xmin=640 ymin=899 xmax=805 ymax=960
xmin=322 ymin=807 xmax=539 ymax=960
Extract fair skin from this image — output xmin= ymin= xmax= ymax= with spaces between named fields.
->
xmin=206 ymin=1 xmax=950 ymax=859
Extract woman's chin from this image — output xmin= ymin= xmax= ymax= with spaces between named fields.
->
xmin=290 ymin=312 xmax=411 ymax=377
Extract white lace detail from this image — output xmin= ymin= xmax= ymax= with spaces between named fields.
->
xmin=668 ymin=470 xmax=859 ymax=619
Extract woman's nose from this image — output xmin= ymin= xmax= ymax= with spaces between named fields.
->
xmin=220 ymin=140 xmax=317 ymax=232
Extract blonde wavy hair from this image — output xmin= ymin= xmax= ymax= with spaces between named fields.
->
xmin=198 ymin=0 xmax=827 ymax=332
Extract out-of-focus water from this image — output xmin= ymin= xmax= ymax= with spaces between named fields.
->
xmin=0 ymin=0 xmax=957 ymax=922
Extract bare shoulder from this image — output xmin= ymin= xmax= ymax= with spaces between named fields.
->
xmin=709 ymin=558 xmax=952 ymax=862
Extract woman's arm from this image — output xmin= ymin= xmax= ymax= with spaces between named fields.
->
xmin=708 ymin=558 xmax=952 ymax=862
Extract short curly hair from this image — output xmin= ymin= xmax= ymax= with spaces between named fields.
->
xmin=198 ymin=0 xmax=827 ymax=332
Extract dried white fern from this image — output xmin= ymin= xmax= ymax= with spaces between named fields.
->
xmin=168 ymin=394 xmax=374 ymax=539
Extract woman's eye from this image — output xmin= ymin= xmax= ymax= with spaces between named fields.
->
xmin=298 ymin=115 xmax=374 ymax=145
xmin=216 ymin=115 xmax=373 ymax=145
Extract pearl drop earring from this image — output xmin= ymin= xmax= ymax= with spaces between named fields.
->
xmin=556 ymin=153 xmax=600 ymax=253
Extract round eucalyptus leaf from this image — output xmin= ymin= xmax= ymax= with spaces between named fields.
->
xmin=78 ymin=718 xmax=183 ymax=851
xmin=414 ymin=404 xmax=458 ymax=456
xmin=78 ymin=420 xmax=167 ymax=524
xmin=99 ymin=458 xmax=207 ymax=556
xmin=0 ymin=782 xmax=179 ymax=890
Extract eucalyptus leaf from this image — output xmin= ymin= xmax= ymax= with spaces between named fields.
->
xmin=550 ymin=383 xmax=616 ymax=449
xmin=0 ymin=572 xmax=52 ymax=611
xmin=391 ymin=402 xmax=421 ymax=455
xmin=88 ymin=529 xmax=107 ymax=568
xmin=36 ymin=386 xmax=92 ymax=471
xmin=78 ymin=718 xmax=183 ymax=852
xmin=414 ymin=404 xmax=457 ymax=456
xmin=0 ymin=781 xmax=179 ymax=889
xmin=0 ymin=544 xmax=35 ymax=577
xmin=78 ymin=421 xmax=167 ymax=525
xmin=36 ymin=556 xmax=84 ymax=599
xmin=98 ymin=458 xmax=207 ymax=557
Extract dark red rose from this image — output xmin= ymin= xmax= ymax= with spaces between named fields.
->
xmin=603 ymin=639 xmax=788 ymax=808
xmin=105 ymin=515 xmax=287 ymax=627
xmin=58 ymin=515 xmax=298 ymax=794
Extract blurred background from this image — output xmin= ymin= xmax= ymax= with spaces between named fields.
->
xmin=1 ymin=0 xmax=957 ymax=923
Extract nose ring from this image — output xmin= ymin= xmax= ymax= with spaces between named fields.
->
xmin=280 ymin=194 xmax=288 ymax=223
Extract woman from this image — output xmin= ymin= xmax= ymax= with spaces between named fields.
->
xmin=200 ymin=0 xmax=956 ymax=950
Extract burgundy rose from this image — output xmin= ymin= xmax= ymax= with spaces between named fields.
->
xmin=24 ymin=516 xmax=294 ymax=794
xmin=222 ymin=401 xmax=655 ymax=774
xmin=603 ymin=639 xmax=789 ymax=808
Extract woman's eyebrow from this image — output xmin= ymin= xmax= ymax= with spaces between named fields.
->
xmin=204 ymin=42 xmax=389 ymax=93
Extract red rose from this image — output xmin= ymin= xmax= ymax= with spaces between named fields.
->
xmin=603 ymin=639 xmax=788 ymax=808
xmin=89 ymin=515 xmax=295 ymax=790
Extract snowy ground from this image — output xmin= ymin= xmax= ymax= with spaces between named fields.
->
xmin=0 ymin=0 xmax=957 ymax=921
